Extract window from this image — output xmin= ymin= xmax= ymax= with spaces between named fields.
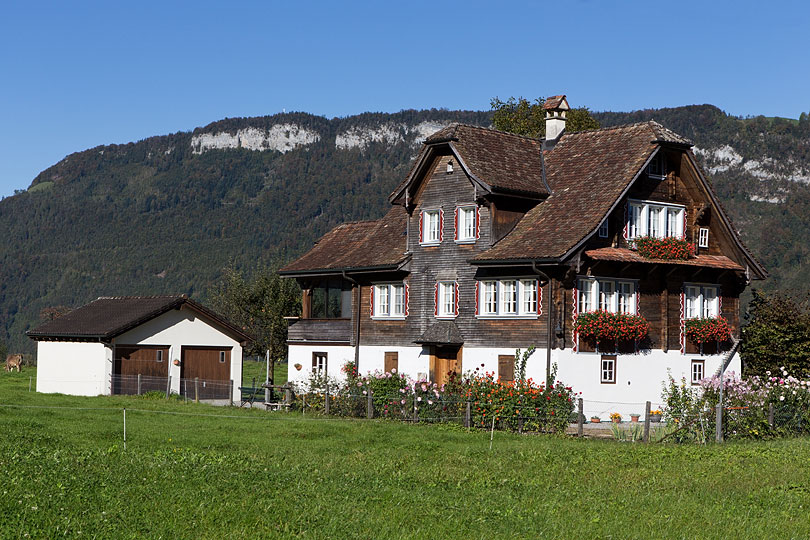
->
xmin=372 ymin=283 xmax=407 ymax=318
xmin=219 ymin=351 xmax=227 ymax=363
xmin=310 ymin=279 xmax=352 ymax=319
xmin=478 ymin=280 xmax=540 ymax=317
xmin=699 ymin=227 xmax=709 ymax=248
xmin=691 ymin=360 xmax=705 ymax=385
xmin=156 ymin=350 xmax=163 ymax=363
xmin=626 ymin=200 xmax=685 ymax=240
xmin=456 ymin=206 xmax=477 ymax=242
xmin=312 ymin=352 xmax=327 ymax=375
xmin=685 ymin=284 xmax=719 ymax=319
xmin=647 ymin=153 xmax=666 ymax=179
xmin=436 ymin=281 xmax=457 ymax=318
xmin=421 ymin=209 xmax=441 ymax=244
xmin=598 ymin=219 xmax=609 ymax=238
xmin=601 ymin=355 xmax=616 ymax=383
xmin=498 ymin=355 xmax=515 ymax=383
xmin=578 ymin=277 xmax=636 ymax=314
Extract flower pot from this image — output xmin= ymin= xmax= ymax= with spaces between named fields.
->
xmin=294 ymin=363 xmax=302 ymax=371
xmin=590 ymin=417 xmax=601 ymax=424
xmin=173 ymin=359 xmax=181 ymax=366
xmin=611 ymin=417 xmax=621 ymax=423
xmin=649 ymin=414 xmax=662 ymax=423
xmin=630 ymin=415 xmax=640 ymax=423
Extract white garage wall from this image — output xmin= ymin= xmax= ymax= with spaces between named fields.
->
xmin=114 ymin=307 xmax=243 ymax=402
xmin=36 ymin=341 xmax=111 ymax=396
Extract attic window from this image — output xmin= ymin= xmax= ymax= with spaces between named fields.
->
xmin=648 ymin=153 xmax=666 ymax=180
xmin=446 ymin=160 xmax=454 ymax=174
xmin=598 ymin=219 xmax=609 ymax=238
xmin=698 ymin=228 xmax=709 ymax=248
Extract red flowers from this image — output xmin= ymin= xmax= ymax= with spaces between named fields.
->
xmin=575 ymin=310 xmax=650 ymax=341
xmin=684 ymin=316 xmax=731 ymax=343
xmin=634 ymin=236 xmax=694 ymax=260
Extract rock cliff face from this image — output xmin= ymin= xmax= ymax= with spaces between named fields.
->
xmin=3 ymin=105 xmax=809 ymax=354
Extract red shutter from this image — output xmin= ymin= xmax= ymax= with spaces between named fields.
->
xmin=454 ymin=207 xmax=459 ymax=241
xmin=369 ymin=286 xmax=374 ymax=317
xmin=476 ymin=207 xmax=481 ymax=239
xmin=622 ymin=202 xmax=628 ymax=240
xmin=454 ymin=281 xmax=459 ymax=317
xmin=419 ymin=212 xmax=424 ymax=243
xmin=537 ymin=280 xmax=543 ymax=315
xmin=682 ymin=209 xmax=687 ymax=239
xmin=679 ymin=288 xmax=686 ymax=354
xmin=434 ymin=283 xmax=439 ymax=317
xmin=572 ymin=285 xmax=579 ymax=353
xmin=474 ymin=281 xmax=479 ymax=316
xmin=404 ymin=283 xmax=410 ymax=317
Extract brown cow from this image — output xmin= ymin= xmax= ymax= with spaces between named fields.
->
xmin=5 ymin=354 xmax=22 ymax=372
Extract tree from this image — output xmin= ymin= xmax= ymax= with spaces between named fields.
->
xmin=0 ymin=339 xmax=6 ymax=361
xmin=211 ymin=266 xmax=301 ymax=384
xmin=490 ymin=96 xmax=600 ymax=138
xmin=740 ymin=290 xmax=810 ymax=377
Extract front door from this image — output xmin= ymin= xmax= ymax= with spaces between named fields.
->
xmin=430 ymin=346 xmax=461 ymax=386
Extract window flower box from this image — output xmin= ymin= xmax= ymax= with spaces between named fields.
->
xmin=684 ymin=316 xmax=731 ymax=343
xmin=575 ymin=310 xmax=650 ymax=342
xmin=634 ymin=236 xmax=694 ymax=260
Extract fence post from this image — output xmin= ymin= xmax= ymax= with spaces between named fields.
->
xmin=229 ymin=379 xmax=234 ymax=407
xmin=577 ymin=398 xmax=584 ymax=437
xmin=715 ymin=403 xmax=723 ymax=443
xmin=412 ymin=397 xmax=417 ymax=423
xmin=284 ymin=385 xmax=292 ymax=406
xmin=465 ymin=401 xmax=471 ymax=428
xmin=643 ymin=400 xmax=651 ymax=443
xmin=29 ymin=376 xmax=32 ymax=392
xmin=367 ymin=388 xmax=373 ymax=419
xmin=137 ymin=374 xmax=142 ymax=396
xmin=325 ymin=385 xmax=330 ymax=415
xmin=195 ymin=377 xmax=199 ymax=403
xmin=768 ymin=403 xmax=774 ymax=428
xmin=165 ymin=375 xmax=171 ymax=399
xmin=123 ymin=408 xmax=127 ymax=451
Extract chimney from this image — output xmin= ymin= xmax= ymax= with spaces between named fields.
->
xmin=543 ymin=95 xmax=570 ymax=141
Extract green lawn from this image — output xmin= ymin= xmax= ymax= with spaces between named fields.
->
xmin=1 ymin=368 xmax=809 ymax=539
xmin=241 ymin=358 xmax=287 ymax=387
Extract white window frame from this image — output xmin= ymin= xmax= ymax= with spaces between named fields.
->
xmin=156 ymin=350 xmax=164 ymax=363
xmin=456 ymin=206 xmax=477 ymax=243
xmin=691 ymin=360 xmax=705 ymax=385
xmin=684 ymin=283 xmax=720 ymax=319
xmin=598 ymin=219 xmax=609 ymax=238
xmin=578 ymin=277 xmax=637 ymax=315
xmin=647 ymin=152 xmax=666 ymax=180
xmin=627 ymin=200 xmax=685 ymax=241
xmin=421 ymin=209 xmax=441 ymax=244
xmin=313 ymin=352 xmax=327 ymax=375
xmin=437 ymin=281 xmax=457 ymax=319
xmin=698 ymin=227 xmax=709 ymax=248
xmin=372 ymin=283 xmax=407 ymax=319
xmin=477 ymin=279 xmax=540 ymax=318
xmin=600 ymin=355 xmax=616 ymax=384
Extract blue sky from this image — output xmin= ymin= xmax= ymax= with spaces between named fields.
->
xmin=1 ymin=0 xmax=808 ymax=197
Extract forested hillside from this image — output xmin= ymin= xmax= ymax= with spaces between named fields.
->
xmin=1 ymin=104 xmax=808 ymax=353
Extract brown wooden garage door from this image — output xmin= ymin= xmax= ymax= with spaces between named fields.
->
xmin=113 ymin=345 xmax=169 ymax=395
xmin=180 ymin=347 xmax=232 ymax=399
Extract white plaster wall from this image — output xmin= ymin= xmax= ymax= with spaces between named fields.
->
xmin=287 ymin=344 xmax=356 ymax=388
xmin=36 ymin=341 xmax=111 ymax=396
xmin=356 ymin=345 xmax=430 ymax=380
xmin=113 ymin=307 xmax=243 ymax=402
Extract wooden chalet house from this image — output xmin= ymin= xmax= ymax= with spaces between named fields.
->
xmin=279 ymin=96 xmax=766 ymax=409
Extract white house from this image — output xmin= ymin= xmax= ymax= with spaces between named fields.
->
xmin=28 ymin=295 xmax=251 ymax=402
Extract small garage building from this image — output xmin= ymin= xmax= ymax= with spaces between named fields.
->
xmin=27 ymin=295 xmax=251 ymax=401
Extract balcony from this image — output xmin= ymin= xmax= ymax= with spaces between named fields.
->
xmin=287 ymin=318 xmax=352 ymax=344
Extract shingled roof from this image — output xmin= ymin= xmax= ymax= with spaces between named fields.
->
xmin=392 ymin=124 xmax=549 ymax=200
xmin=473 ymin=122 xmax=668 ymax=262
xmin=279 ymin=206 xmax=408 ymax=274
xmin=584 ymin=247 xmax=745 ymax=271
xmin=27 ymin=295 xmax=252 ymax=342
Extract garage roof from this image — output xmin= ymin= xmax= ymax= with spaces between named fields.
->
xmin=27 ymin=295 xmax=252 ymax=343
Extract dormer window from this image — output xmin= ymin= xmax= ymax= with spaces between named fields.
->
xmin=455 ymin=206 xmax=478 ymax=243
xmin=626 ymin=200 xmax=684 ymax=240
xmin=420 ymin=209 xmax=442 ymax=244
xmin=647 ymin=153 xmax=666 ymax=180
xmin=698 ymin=227 xmax=709 ymax=248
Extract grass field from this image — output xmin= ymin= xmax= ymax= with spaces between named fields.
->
xmin=2 ymin=368 xmax=810 ymax=539
xmin=241 ymin=358 xmax=287 ymax=387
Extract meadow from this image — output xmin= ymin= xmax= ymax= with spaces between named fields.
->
xmin=1 ymin=368 xmax=809 ymax=539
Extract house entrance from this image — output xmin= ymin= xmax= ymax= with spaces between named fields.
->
xmin=430 ymin=346 xmax=462 ymax=386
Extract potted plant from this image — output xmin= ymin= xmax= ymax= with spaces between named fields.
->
xmin=294 ymin=363 xmax=302 ymax=371
xmin=590 ymin=415 xmax=601 ymax=424
xmin=684 ymin=316 xmax=731 ymax=343
xmin=630 ymin=413 xmax=641 ymax=423
xmin=634 ymin=236 xmax=695 ymax=260
xmin=649 ymin=409 xmax=662 ymax=422
xmin=610 ymin=412 xmax=622 ymax=423
xmin=575 ymin=311 xmax=650 ymax=343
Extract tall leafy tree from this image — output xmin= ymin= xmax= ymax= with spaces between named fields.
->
xmin=741 ymin=290 xmax=810 ymax=377
xmin=212 ymin=266 xmax=301 ymax=384
xmin=490 ymin=96 xmax=600 ymax=138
